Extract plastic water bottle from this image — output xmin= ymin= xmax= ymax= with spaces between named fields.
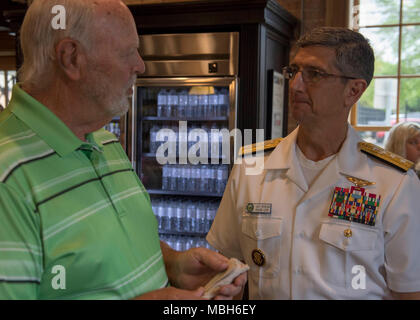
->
xmin=200 ymin=165 xmax=209 ymax=193
xmin=177 ymin=165 xmax=183 ymax=192
xmin=219 ymin=126 xmax=228 ymax=160
xmin=210 ymin=166 xmax=217 ymax=193
xmin=175 ymin=201 xmax=185 ymax=232
xmin=161 ymin=200 xmax=171 ymax=232
xmin=168 ymin=89 xmax=179 ymax=118
xmin=150 ymin=125 xmax=159 ymax=154
xmin=209 ymin=123 xmax=219 ymax=162
xmin=168 ymin=166 xmax=176 ymax=191
xmin=189 ymin=165 xmax=198 ymax=192
xmin=157 ymin=200 xmax=165 ymax=231
xmin=174 ymin=236 xmax=183 ymax=251
xmin=168 ymin=200 xmax=177 ymax=231
xmin=205 ymin=203 xmax=214 ymax=233
xmin=196 ymin=202 xmax=206 ymax=233
xmin=185 ymin=201 xmax=196 ymax=233
xmin=152 ymin=198 xmax=161 ymax=229
xmin=188 ymin=94 xmax=198 ymax=118
xmin=162 ymin=165 xmax=169 ymax=190
xmin=197 ymin=94 xmax=208 ymax=119
xmin=168 ymin=165 xmax=175 ymax=191
xmin=185 ymin=237 xmax=194 ymax=250
xmin=157 ymin=89 xmax=168 ymax=118
xmin=216 ymin=165 xmax=229 ymax=194
xmin=151 ymin=197 xmax=158 ymax=217
xmin=204 ymin=165 xmax=212 ymax=193
xmin=178 ymin=90 xmax=188 ymax=119
xmin=208 ymin=91 xmax=218 ymax=118
xmin=218 ymin=88 xmax=229 ymax=117
xmin=178 ymin=165 xmax=187 ymax=192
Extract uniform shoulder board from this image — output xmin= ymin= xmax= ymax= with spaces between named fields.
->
xmin=239 ymin=137 xmax=283 ymax=156
xmin=358 ymin=141 xmax=414 ymax=172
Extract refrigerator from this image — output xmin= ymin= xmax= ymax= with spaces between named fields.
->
xmin=127 ymin=32 xmax=239 ymax=250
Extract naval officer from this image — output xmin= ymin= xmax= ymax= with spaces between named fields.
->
xmin=207 ymin=27 xmax=420 ymax=299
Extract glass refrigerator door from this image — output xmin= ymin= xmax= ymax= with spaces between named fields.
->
xmin=131 ymin=77 xmax=237 ymax=251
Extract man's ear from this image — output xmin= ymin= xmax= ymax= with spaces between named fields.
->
xmin=55 ymin=38 xmax=85 ymax=81
xmin=344 ymin=79 xmax=368 ymax=109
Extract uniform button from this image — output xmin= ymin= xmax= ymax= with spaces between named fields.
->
xmin=344 ymin=228 xmax=353 ymax=238
xmin=252 ymin=249 xmax=265 ymax=266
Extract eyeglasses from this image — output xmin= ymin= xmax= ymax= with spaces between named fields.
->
xmin=282 ymin=66 xmax=357 ymax=84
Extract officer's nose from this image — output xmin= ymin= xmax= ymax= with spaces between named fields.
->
xmin=290 ymin=71 xmax=306 ymax=93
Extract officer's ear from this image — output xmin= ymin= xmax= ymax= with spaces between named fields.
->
xmin=344 ymin=78 xmax=367 ymax=109
xmin=54 ymin=38 xmax=86 ymax=81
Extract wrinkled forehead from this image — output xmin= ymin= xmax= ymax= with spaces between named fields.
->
xmin=291 ymin=45 xmax=339 ymax=71
xmin=93 ymin=0 xmax=131 ymax=23
xmin=90 ymin=0 xmax=138 ymax=45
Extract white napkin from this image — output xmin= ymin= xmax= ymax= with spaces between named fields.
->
xmin=203 ymin=258 xmax=249 ymax=299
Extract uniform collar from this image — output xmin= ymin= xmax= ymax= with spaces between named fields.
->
xmin=264 ymin=124 xmax=374 ymax=192
xmin=8 ymin=84 xmax=103 ymax=157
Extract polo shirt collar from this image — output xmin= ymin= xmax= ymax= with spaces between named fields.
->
xmin=8 ymin=84 xmax=102 ymax=157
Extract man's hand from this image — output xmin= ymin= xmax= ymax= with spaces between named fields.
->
xmin=160 ymin=241 xmax=247 ymax=300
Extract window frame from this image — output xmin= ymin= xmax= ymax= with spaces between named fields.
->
xmin=349 ymin=0 xmax=420 ymax=135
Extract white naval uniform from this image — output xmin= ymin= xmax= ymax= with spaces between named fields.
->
xmin=206 ymin=125 xmax=420 ymax=299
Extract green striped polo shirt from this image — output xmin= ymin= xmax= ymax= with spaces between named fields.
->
xmin=0 ymin=84 xmax=168 ymax=299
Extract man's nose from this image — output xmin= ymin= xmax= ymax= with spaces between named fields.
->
xmin=134 ymin=53 xmax=146 ymax=75
xmin=289 ymin=70 xmax=305 ymax=92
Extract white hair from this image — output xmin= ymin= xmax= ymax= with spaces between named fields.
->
xmin=19 ymin=0 xmax=96 ymax=88
xmin=384 ymin=121 xmax=420 ymax=159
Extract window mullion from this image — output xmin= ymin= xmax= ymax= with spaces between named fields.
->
xmin=396 ymin=0 xmax=404 ymax=123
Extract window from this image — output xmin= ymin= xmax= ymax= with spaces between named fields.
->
xmin=350 ymin=0 xmax=420 ymax=146
xmin=0 ymin=70 xmax=17 ymax=110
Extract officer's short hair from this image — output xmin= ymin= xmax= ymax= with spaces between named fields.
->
xmin=294 ymin=27 xmax=375 ymax=85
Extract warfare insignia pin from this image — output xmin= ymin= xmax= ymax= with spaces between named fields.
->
xmin=341 ymin=173 xmax=375 ymax=187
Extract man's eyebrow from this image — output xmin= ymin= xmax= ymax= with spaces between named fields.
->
xmin=290 ymin=62 xmax=327 ymax=72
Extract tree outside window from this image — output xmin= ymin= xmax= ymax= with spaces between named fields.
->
xmin=350 ymin=0 xmax=420 ymax=146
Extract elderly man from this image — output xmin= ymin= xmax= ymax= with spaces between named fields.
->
xmin=207 ymin=27 xmax=420 ymax=299
xmin=0 ymin=0 xmax=245 ymax=299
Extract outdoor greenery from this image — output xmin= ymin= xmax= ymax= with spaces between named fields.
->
xmin=358 ymin=0 xmax=420 ymax=116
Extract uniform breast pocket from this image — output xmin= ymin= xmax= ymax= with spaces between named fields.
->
xmin=240 ymin=215 xmax=283 ymax=278
xmin=318 ymin=221 xmax=379 ymax=288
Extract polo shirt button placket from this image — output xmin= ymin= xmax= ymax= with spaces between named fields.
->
xmin=91 ymin=149 xmax=127 ymax=218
